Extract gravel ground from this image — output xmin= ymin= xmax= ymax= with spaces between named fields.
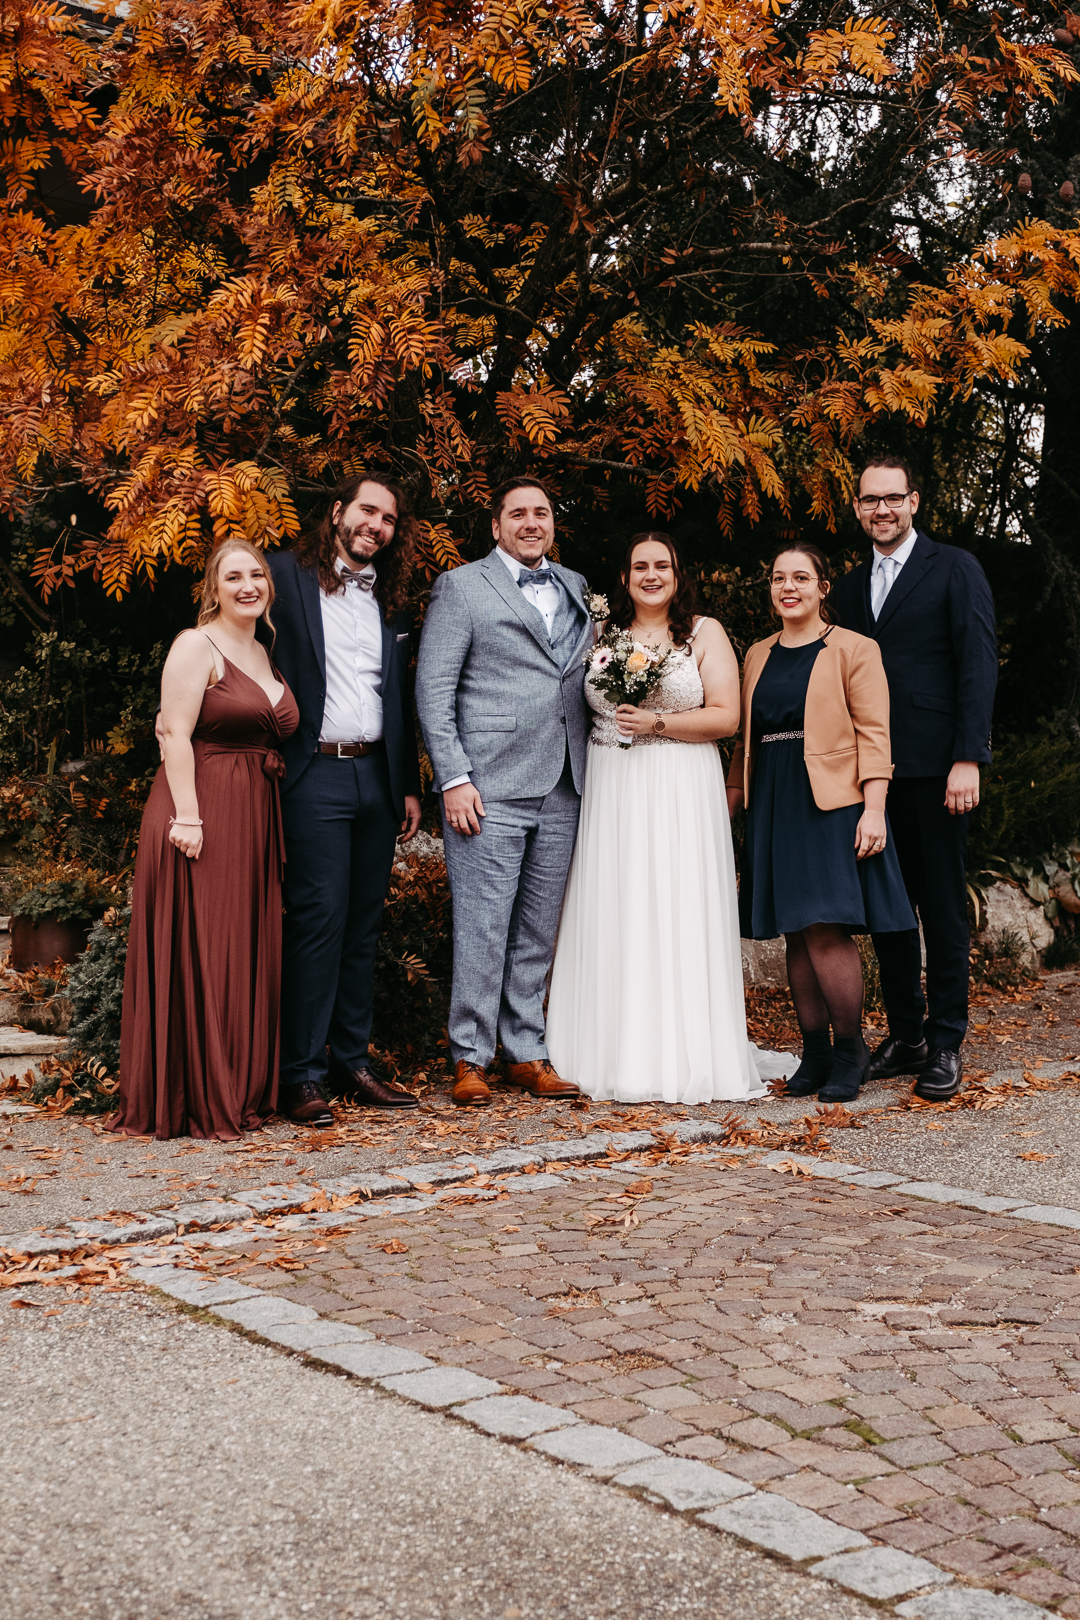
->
xmin=0 ymin=1286 xmax=880 ymax=1620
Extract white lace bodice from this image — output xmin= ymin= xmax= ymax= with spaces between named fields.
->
xmin=587 ymin=623 xmax=705 ymax=748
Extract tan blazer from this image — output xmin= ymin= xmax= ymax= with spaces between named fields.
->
xmin=728 ymin=625 xmax=893 ymax=812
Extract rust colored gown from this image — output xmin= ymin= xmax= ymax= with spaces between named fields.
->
xmin=110 ymin=659 xmax=299 ymax=1140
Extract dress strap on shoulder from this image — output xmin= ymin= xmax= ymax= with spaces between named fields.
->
xmin=200 ymin=633 xmax=227 ymax=680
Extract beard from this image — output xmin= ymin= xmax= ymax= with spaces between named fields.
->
xmin=337 ymin=520 xmax=389 ymax=563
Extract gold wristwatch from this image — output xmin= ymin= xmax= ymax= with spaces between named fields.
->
xmin=652 ymin=715 xmax=666 ymax=734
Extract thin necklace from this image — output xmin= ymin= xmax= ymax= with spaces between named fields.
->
xmin=631 ymin=620 xmax=673 ymax=647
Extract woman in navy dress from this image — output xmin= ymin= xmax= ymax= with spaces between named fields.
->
xmin=727 ymin=544 xmax=915 ymax=1102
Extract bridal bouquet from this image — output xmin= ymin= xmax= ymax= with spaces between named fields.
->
xmin=584 ymin=627 xmax=676 ymax=748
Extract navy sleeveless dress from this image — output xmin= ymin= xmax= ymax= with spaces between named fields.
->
xmin=739 ymin=641 xmax=916 ymax=940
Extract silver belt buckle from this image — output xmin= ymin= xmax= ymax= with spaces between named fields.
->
xmin=337 ymin=741 xmax=350 ymax=758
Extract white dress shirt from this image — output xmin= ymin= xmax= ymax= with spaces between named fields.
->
xmin=871 ymin=531 xmax=917 ymax=620
xmin=318 ymin=559 xmax=384 ymax=745
xmin=495 ymin=543 xmax=560 ymax=633
xmin=441 ymin=546 xmax=558 ymax=792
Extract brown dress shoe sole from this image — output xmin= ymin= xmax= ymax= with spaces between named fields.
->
xmin=452 ymin=1088 xmax=492 ymax=1108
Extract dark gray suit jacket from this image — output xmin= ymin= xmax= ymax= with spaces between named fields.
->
xmin=416 ymin=550 xmax=591 ymax=798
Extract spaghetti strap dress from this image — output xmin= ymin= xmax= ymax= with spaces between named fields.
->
xmin=109 ymin=655 xmax=299 ymax=1140
xmin=738 ymin=640 xmax=916 ymax=940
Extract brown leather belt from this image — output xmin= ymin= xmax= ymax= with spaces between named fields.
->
xmin=317 ymin=740 xmax=384 ymax=758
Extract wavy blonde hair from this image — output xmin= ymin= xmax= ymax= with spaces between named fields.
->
xmin=197 ymin=540 xmax=276 ymax=638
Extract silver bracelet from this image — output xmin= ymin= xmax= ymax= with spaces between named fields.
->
xmin=169 ymin=818 xmax=203 ymax=827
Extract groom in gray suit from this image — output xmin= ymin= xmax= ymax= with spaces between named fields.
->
xmin=416 ymin=477 xmax=591 ymax=1107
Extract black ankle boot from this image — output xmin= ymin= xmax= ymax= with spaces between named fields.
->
xmin=784 ymin=1030 xmax=833 ymax=1097
xmin=819 ymin=1034 xmax=870 ymax=1103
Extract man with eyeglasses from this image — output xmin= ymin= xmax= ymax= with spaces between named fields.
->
xmin=829 ymin=456 xmax=997 ymax=1102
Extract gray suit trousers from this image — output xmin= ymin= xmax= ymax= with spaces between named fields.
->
xmin=442 ymin=755 xmax=580 ymax=1068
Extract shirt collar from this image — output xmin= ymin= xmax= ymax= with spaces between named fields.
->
xmin=494 ymin=545 xmax=551 ymax=581
xmin=873 ymin=531 xmax=917 ymax=572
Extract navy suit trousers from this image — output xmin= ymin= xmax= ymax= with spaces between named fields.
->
xmin=280 ymin=751 xmax=399 ymax=1087
xmin=872 ymin=776 xmax=970 ymax=1051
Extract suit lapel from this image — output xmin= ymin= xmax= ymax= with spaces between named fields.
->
xmin=873 ymin=532 xmax=936 ymax=634
xmin=380 ymin=613 xmax=393 ymax=693
xmin=297 ymin=559 xmax=327 ymax=679
xmin=550 ymin=562 xmax=590 ymax=668
xmin=481 ymin=551 xmax=559 ymax=665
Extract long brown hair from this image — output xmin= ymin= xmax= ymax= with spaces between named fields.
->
xmin=197 ymin=540 xmax=276 ymax=638
xmin=608 ymin=531 xmax=698 ymax=647
xmin=768 ymin=541 xmax=835 ymax=624
xmin=292 ymin=474 xmax=419 ymax=621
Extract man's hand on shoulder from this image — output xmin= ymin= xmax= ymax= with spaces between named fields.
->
xmin=443 ymin=782 xmax=486 ymax=836
xmin=945 ymin=761 xmax=980 ymax=815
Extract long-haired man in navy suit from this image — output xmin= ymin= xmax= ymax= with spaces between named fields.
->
xmin=829 ymin=456 xmax=997 ymax=1102
xmin=264 ymin=477 xmax=423 ymax=1125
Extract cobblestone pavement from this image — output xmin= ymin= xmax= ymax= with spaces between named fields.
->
xmin=180 ymin=1153 xmax=1080 ymax=1615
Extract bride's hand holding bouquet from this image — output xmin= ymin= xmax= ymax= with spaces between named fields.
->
xmin=583 ymin=625 xmax=676 ymax=747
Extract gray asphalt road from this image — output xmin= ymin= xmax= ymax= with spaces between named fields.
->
xmin=0 ymin=1288 xmax=878 ymax=1620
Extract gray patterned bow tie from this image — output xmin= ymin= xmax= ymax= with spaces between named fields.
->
xmin=518 ymin=567 xmax=555 ymax=589
xmin=341 ymin=564 xmax=376 ymax=591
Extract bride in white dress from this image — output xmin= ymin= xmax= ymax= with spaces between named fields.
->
xmin=546 ymin=531 xmax=791 ymax=1103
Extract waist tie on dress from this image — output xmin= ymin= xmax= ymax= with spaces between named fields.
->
xmin=195 ymin=742 xmax=287 ymax=868
xmin=760 ymin=730 xmax=804 ymax=744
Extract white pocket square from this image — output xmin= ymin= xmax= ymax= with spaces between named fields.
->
xmin=396 ymin=633 xmax=409 ymax=642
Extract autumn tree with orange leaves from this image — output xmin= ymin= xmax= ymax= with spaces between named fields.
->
xmin=2 ymin=0 xmax=1080 ymax=764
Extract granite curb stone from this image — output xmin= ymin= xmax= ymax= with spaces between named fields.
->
xmin=699 ymin=1491 xmax=871 ymax=1561
xmin=612 ymin=1456 xmax=756 ymax=1511
xmin=307 ymin=1341 xmax=434 ymax=1377
xmin=455 ymin=1394 xmax=583 ymax=1438
xmin=129 ymin=1265 xmax=260 ymax=1307
xmin=213 ymin=1296 xmax=319 ymax=1331
xmin=529 ymin=1425 xmax=663 ymax=1474
xmin=261 ymin=1320 xmax=376 ymax=1352
xmin=896 ymin=1592 xmax=1051 ymax=1619
xmin=810 ymin=1547 xmax=953 ymax=1599
xmin=379 ymin=1367 xmax=503 ymax=1408
xmin=229 ymin=1183 xmax=320 ymax=1215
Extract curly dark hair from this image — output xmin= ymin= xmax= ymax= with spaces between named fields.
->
xmin=291 ymin=474 xmax=418 ymax=621
xmin=768 ymin=541 xmax=835 ymax=624
xmin=608 ymin=531 xmax=698 ymax=647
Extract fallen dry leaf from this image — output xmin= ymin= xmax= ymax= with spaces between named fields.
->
xmin=623 ymin=1178 xmax=654 ymax=1198
xmin=1018 ymin=1151 xmax=1053 ymax=1161
xmin=374 ymin=1238 xmax=408 ymax=1254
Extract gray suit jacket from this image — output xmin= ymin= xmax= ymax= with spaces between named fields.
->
xmin=416 ymin=550 xmax=591 ymax=798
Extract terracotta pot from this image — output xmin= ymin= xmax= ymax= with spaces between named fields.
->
xmin=10 ymin=914 xmax=91 ymax=971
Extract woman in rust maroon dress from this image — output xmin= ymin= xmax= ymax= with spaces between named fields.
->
xmin=109 ymin=540 xmax=299 ymax=1140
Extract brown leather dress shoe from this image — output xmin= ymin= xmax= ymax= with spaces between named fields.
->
xmin=333 ymin=1064 xmax=419 ymax=1109
xmin=452 ymin=1061 xmax=492 ymax=1108
xmin=501 ymin=1060 xmax=579 ymax=1099
xmin=280 ymin=1080 xmax=334 ymax=1128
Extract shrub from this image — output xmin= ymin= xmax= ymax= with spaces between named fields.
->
xmin=968 ymin=724 xmax=1080 ymax=875
xmin=10 ymin=868 xmax=120 ymax=926
xmin=29 ymin=904 xmax=130 ymax=1113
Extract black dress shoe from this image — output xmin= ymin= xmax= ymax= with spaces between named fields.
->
xmin=913 ymin=1047 xmax=962 ymax=1102
xmin=280 ymin=1079 xmax=334 ymax=1128
xmin=865 ymin=1034 xmax=929 ymax=1084
xmin=331 ymin=1062 xmax=419 ymax=1109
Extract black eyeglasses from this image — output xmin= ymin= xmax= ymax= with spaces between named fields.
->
xmin=856 ymin=493 xmax=910 ymax=511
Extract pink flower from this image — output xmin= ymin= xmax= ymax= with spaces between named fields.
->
xmin=591 ymin=647 xmax=612 ymax=670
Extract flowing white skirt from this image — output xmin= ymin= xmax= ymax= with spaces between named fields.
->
xmin=546 ymin=740 xmax=792 ymax=1104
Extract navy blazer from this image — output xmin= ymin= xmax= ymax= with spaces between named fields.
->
xmin=829 ymin=531 xmax=997 ymax=778
xmin=261 ymin=551 xmax=422 ymax=810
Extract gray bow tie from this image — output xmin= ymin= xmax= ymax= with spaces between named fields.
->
xmin=518 ymin=567 xmax=555 ymax=589
xmin=341 ymin=564 xmax=376 ymax=591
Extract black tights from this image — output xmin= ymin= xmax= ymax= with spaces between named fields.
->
xmin=785 ymin=924 xmax=864 ymax=1039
